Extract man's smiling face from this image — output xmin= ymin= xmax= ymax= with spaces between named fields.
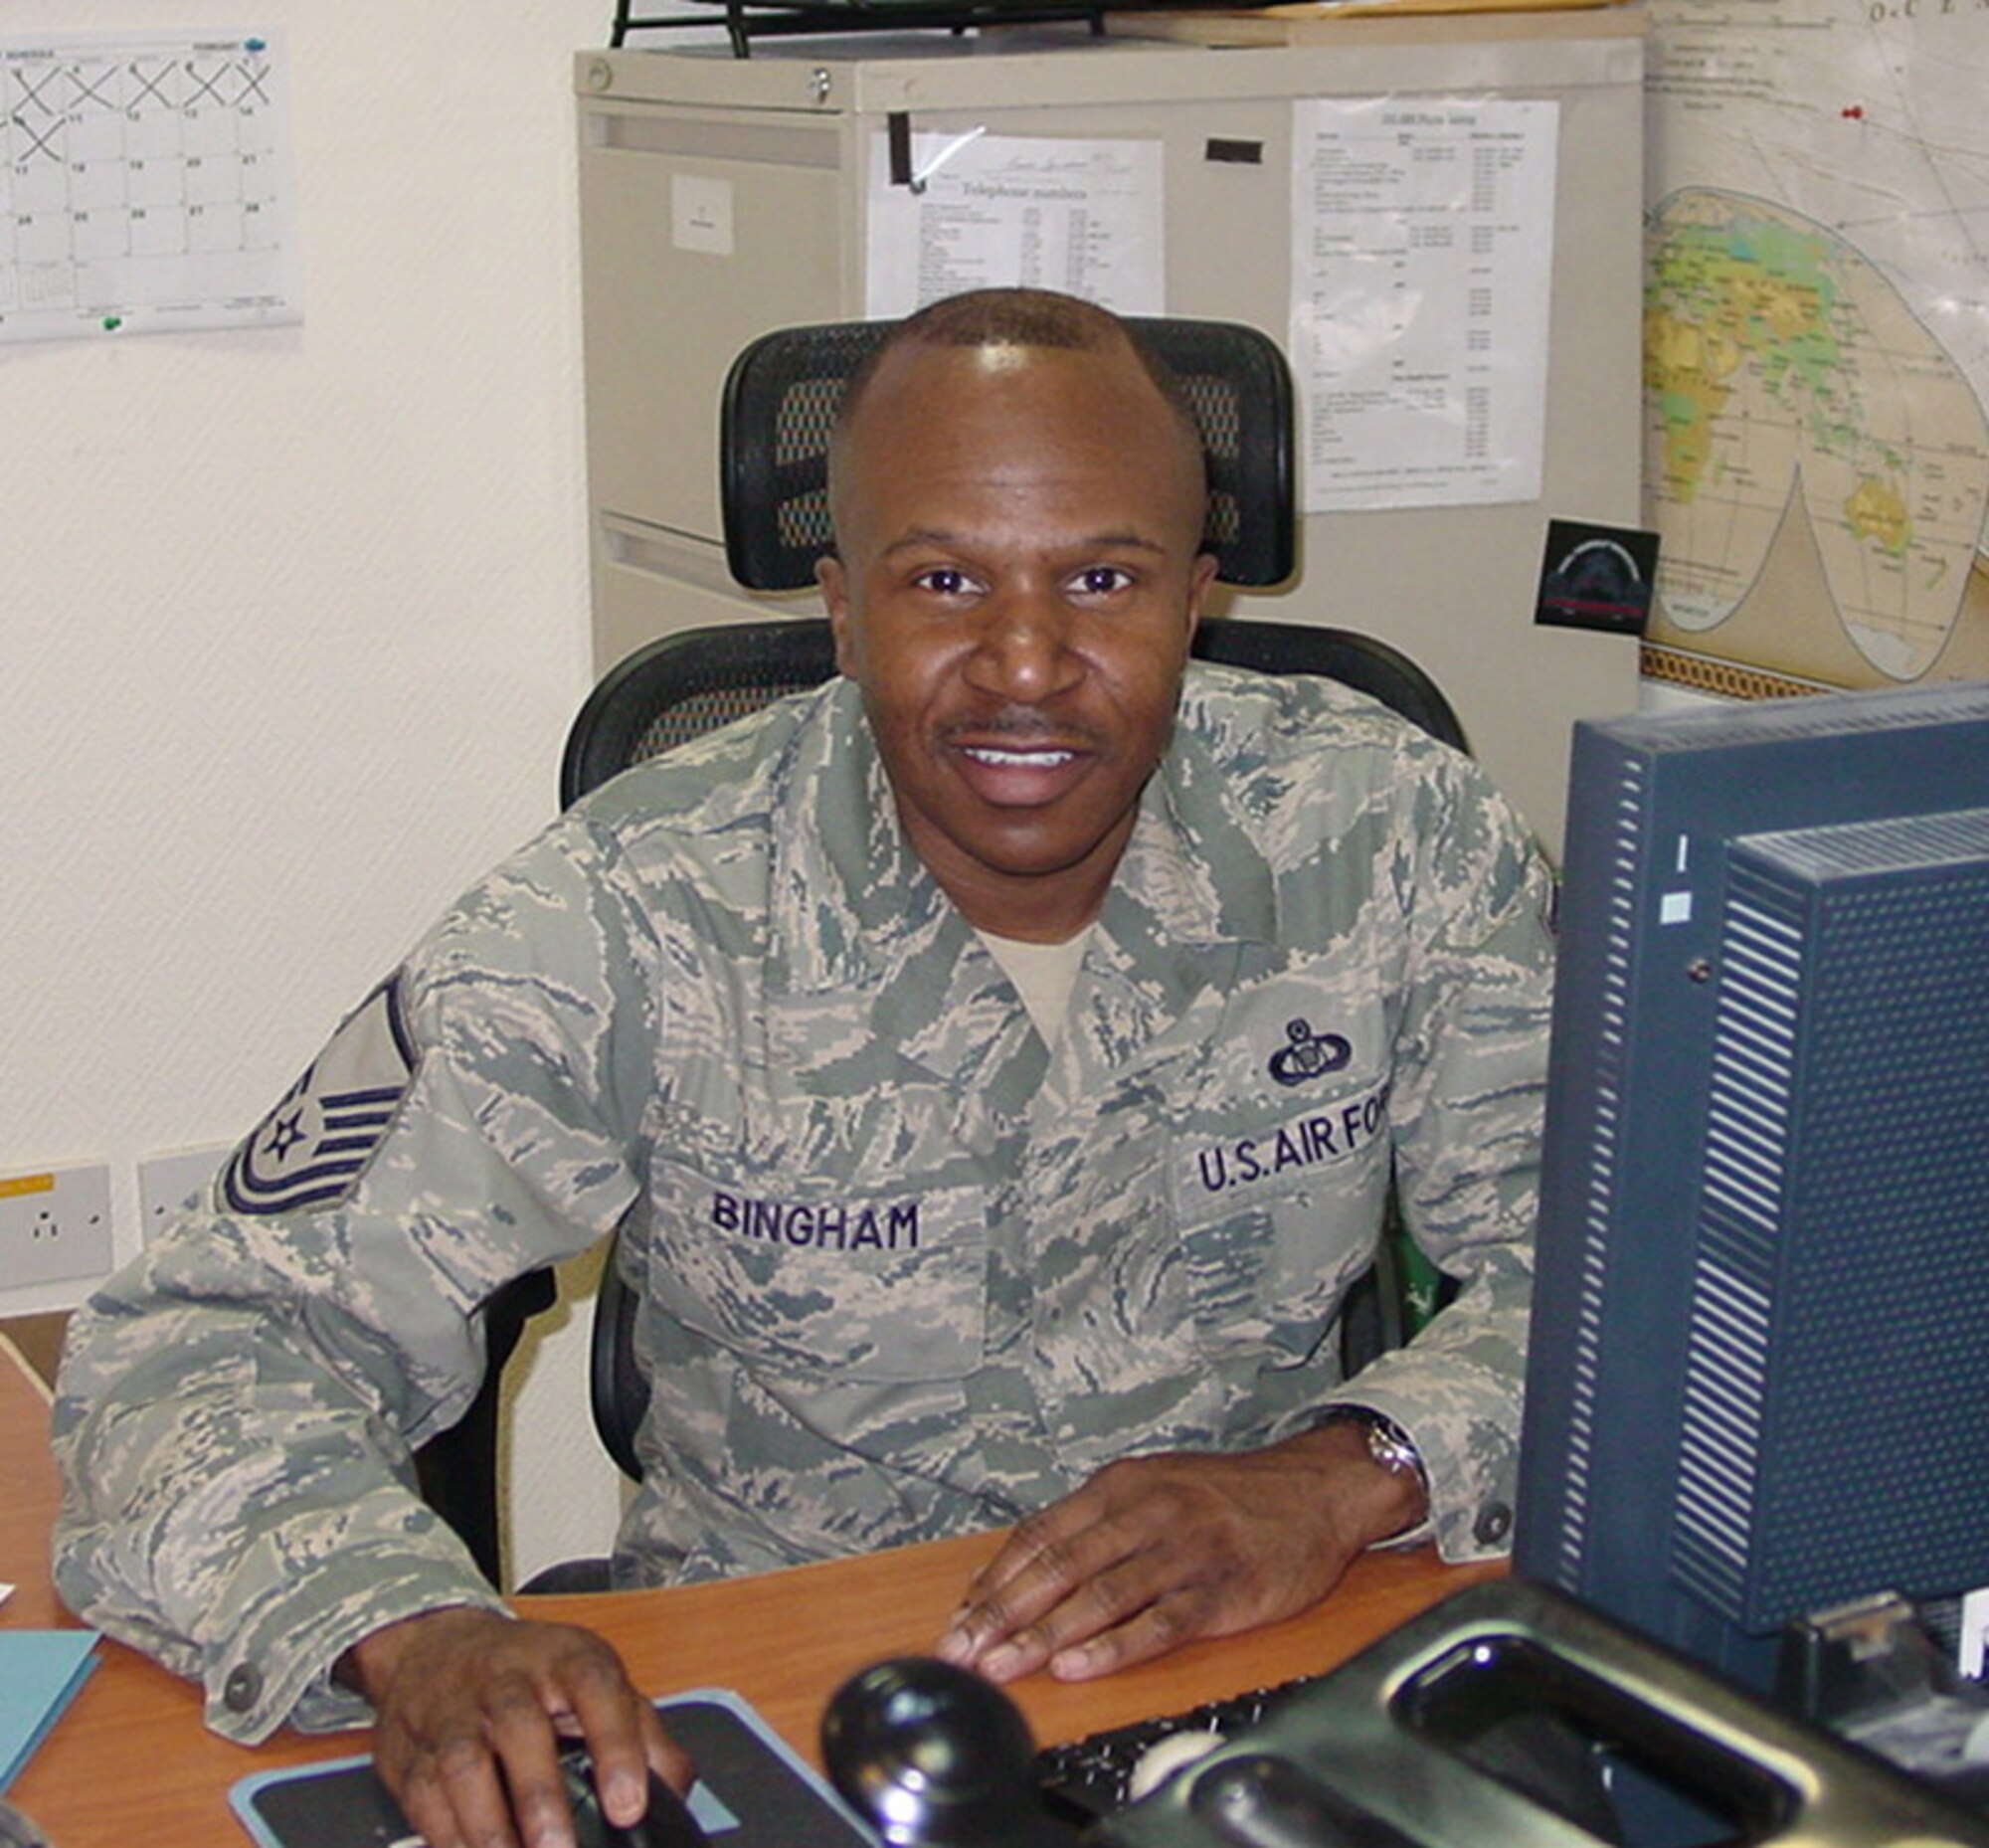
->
xmin=817 ymin=336 xmax=1215 ymax=942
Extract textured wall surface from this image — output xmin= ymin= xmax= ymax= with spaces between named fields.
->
xmin=0 ymin=0 xmax=633 ymax=1582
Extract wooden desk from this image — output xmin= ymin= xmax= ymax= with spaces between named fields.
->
xmin=1 ymin=1334 xmax=63 ymax=1632
xmin=2 ymin=1337 xmax=1497 ymax=1848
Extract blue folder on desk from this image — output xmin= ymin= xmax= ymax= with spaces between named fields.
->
xmin=0 ymin=1631 xmax=99 ymax=1792
xmin=230 ymin=1688 xmax=874 ymax=1848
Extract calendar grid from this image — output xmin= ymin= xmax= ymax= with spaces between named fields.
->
xmin=2 ymin=28 xmax=298 ymax=341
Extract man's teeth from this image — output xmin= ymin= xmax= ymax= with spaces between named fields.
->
xmin=963 ymin=746 xmax=1074 ymax=767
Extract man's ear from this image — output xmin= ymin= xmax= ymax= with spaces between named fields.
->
xmin=816 ymin=554 xmax=858 ymax=678
xmin=1184 ymin=551 xmax=1219 ymax=643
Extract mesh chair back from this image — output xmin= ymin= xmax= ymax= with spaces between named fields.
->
xmin=560 ymin=620 xmax=838 ymax=810
xmin=720 ymin=317 xmax=1295 ymax=593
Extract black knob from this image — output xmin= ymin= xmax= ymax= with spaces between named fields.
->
xmin=821 ymin=1657 xmax=1078 ymax=1847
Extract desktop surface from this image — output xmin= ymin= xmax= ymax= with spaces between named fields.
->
xmin=0 ymin=1340 xmax=1497 ymax=1848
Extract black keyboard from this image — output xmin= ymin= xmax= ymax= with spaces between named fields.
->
xmin=1033 ymin=1671 xmax=1322 ymax=1823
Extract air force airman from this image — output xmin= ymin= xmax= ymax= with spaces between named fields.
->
xmin=53 ymin=289 xmax=1553 ymax=1848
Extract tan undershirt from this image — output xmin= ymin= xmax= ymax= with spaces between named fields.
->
xmin=977 ymin=925 xmax=1093 ymax=1048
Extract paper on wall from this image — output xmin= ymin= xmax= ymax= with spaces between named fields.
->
xmin=0 ymin=28 xmax=301 ymax=344
xmin=1292 ymin=95 xmax=1557 ymax=514
xmin=865 ymin=129 xmax=1164 ymax=319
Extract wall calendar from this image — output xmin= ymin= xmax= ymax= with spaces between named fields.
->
xmin=1 ymin=27 xmax=298 ymax=343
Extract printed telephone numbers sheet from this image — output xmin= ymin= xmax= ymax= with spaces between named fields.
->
xmin=1 ymin=27 xmax=298 ymax=342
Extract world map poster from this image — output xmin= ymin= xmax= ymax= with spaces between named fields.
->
xmin=1643 ymin=0 xmax=1989 ymax=698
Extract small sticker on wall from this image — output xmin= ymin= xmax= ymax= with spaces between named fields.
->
xmin=672 ymin=174 xmax=734 ymax=256
xmin=1536 ymin=520 xmax=1660 ymax=636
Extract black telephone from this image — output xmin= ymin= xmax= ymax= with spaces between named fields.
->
xmin=824 ymin=1580 xmax=1989 ymax=1848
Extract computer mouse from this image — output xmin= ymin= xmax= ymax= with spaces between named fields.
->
xmin=559 ymin=1753 xmax=711 ymax=1848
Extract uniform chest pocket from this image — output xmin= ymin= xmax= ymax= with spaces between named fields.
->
xmin=1169 ymin=1080 xmax=1392 ymax=1366
xmin=645 ymin=1158 xmax=990 ymax=1382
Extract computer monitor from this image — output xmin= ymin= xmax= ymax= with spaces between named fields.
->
xmin=1513 ymin=680 xmax=1989 ymax=1696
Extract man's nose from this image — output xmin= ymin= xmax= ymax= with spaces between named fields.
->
xmin=964 ymin=586 xmax=1082 ymax=704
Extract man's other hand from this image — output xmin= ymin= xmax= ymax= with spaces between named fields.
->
xmin=934 ymin=1422 xmax=1424 ymax=1683
xmin=340 ymin=1607 xmax=691 ymax=1848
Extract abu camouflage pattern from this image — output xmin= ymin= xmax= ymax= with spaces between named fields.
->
xmin=51 ymin=664 xmax=1553 ymax=1744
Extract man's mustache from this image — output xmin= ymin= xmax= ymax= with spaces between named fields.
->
xmin=936 ymin=707 xmax=1107 ymax=750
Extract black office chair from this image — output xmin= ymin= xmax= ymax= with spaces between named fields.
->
xmin=415 ymin=1261 xmax=555 ymax=1585
xmin=427 ymin=314 xmax=1462 ymax=1577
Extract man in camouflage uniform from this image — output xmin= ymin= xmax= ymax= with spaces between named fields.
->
xmin=52 ymin=289 xmax=1554 ymax=1848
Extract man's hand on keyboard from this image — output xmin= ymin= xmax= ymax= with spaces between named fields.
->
xmin=934 ymin=1421 xmax=1424 ymax=1685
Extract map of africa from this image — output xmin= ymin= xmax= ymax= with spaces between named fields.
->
xmin=1646 ymin=189 xmax=1989 ymax=679
xmin=1643 ymin=0 xmax=1989 ymax=694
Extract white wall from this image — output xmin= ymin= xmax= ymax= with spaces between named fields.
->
xmin=0 ymin=0 xmax=627 ymax=1580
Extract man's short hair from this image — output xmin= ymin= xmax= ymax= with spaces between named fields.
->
xmin=830 ymin=287 xmax=1205 ymax=470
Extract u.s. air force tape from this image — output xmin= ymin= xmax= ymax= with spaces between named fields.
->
xmin=223 ymin=977 xmax=416 ymax=1216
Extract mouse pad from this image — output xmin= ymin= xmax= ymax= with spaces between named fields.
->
xmin=229 ymin=1689 xmax=875 ymax=1848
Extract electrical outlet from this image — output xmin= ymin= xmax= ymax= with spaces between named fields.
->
xmin=0 ymin=1163 xmax=114 ymax=1288
xmin=139 ymin=1144 xmax=230 ymax=1240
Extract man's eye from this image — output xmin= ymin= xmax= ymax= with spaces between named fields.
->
xmin=914 ymin=567 xmax=973 ymax=596
xmin=1072 ymin=566 xmax=1134 ymax=596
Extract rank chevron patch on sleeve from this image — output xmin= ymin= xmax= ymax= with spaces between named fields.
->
xmin=222 ymin=978 xmax=416 ymax=1216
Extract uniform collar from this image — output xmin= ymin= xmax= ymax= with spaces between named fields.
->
xmin=770 ymin=669 xmax=1279 ymax=1003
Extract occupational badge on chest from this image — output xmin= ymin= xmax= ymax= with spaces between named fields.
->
xmin=1266 ymin=1017 xmax=1353 ymax=1088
